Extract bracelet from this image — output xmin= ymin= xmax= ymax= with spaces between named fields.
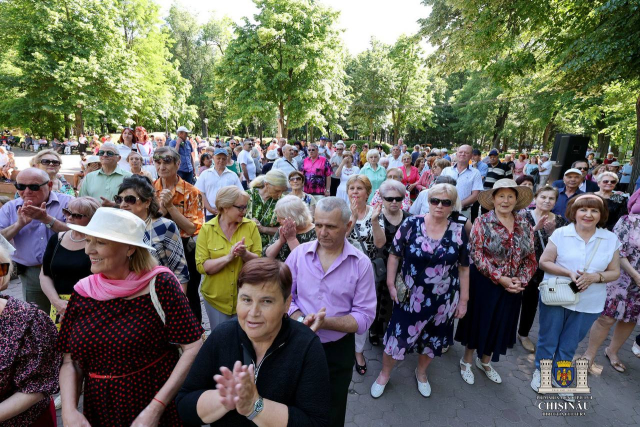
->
xmin=153 ymin=397 xmax=166 ymax=408
xmin=598 ymin=273 xmax=605 ymax=283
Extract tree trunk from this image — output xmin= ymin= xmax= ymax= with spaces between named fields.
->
xmin=628 ymin=93 xmax=640 ymax=193
xmin=277 ymin=103 xmax=286 ymax=138
xmin=492 ymin=102 xmax=509 ymax=148
xmin=309 ymin=126 xmax=314 ymax=143
xmin=542 ymin=110 xmax=558 ymax=152
xmin=74 ymin=108 xmax=83 ymax=137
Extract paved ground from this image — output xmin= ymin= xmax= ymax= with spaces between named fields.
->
xmin=12 ymin=147 xmax=83 ymax=175
xmin=5 ymin=277 xmax=640 ymax=426
xmin=6 ymin=148 xmax=640 ymax=426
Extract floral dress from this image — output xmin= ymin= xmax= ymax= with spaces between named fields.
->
xmin=383 ymin=216 xmax=469 ymax=359
xmin=246 ymin=188 xmax=280 ymax=247
xmin=603 ymin=215 xmax=640 ymax=323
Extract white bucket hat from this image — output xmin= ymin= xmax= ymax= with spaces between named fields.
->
xmin=176 ymin=126 xmax=191 ymax=133
xmin=67 ymin=207 xmax=156 ymax=251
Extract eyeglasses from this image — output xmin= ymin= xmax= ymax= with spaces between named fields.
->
xmin=153 ymin=155 xmax=175 ymax=164
xmin=601 ymin=180 xmax=617 ymax=184
xmin=576 ymin=167 xmax=588 ymax=170
xmin=0 ymin=262 xmax=9 ymax=277
xmin=15 ymin=181 xmax=49 ymax=191
xmin=98 ymin=150 xmax=118 ymax=157
xmin=383 ymin=196 xmax=403 ymax=202
xmin=114 ymin=195 xmax=141 ymax=205
xmin=233 ymin=204 xmax=248 ymax=211
xmin=289 ymin=176 xmax=303 ymax=182
xmin=308 ymin=149 xmax=317 ymax=152
xmin=336 ymin=148 xmax=344 ymax=151
xmin=40 ymin=159 xmax=61 ymax=166
xmin=62 ymin=208 xmax=87 ymax=220
xmin=429 ymin=197 xmax=453 ymax=207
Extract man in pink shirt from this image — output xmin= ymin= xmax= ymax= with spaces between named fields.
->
xmin=286 ymin=197 xmax=375 ymax=427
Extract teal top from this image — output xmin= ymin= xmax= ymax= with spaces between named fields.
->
xmin=360 ymin=163 xmax=387 ymax=203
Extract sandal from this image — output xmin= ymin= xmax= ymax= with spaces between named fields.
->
xmin=475 ymin=357 xmax=502 ymax=384
xmin=604 ymin=348 xmax=626 ymax=372
xmin=459 ymin=359 xmax=475 ymax=385
xmin=355 ymin=357 xmax=367 ymax=375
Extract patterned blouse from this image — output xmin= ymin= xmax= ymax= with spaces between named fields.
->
xmin=370 ymin=189 xmax=412 ymax=211
xmin=144 ymin=216 xmax=190 ymax=284
xmin=604 ymin=192 xmax=629 ymax=231
xmin=521 ymin=209 xmax=568 ymax=260
xmin=246 ymin=188 xmax=281 ymax=247
xmin=470 ymin=210 xmax=537 ymax=285
xmin=348 ymin=206 xmax=384 ymax=259
xmin=0 ymin=296 xmax=61 ymax=426
xmin=263 ymin=228 xmax=318 ymax=262
xmin=153 ymin=177 xmax=204 ymax=238
xmin=301 ymin=156 xmax=332 ymax=195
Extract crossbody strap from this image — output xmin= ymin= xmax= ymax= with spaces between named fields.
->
xmin=149 ymin=276 xmax=165 ymax=324
xmin=583 ymin=238 xmax=602 ymax=272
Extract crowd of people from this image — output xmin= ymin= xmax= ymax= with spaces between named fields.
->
xmin=0 ymin=128 xmax=639 ymax=426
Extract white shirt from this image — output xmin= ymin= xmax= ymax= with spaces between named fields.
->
xmin=544 ymin=223 xmax=621 ymax=313
xmin=273 ymin=157 xmax=299 ymax=178
xmin=195 ymin=167 xmax=243 ymax=209
xmin=539 ymin=160 xmax=553 ymax=176
xmin=329 ymin=154 xmax=343 ymax=177
xmin=441 ymin=165 xmax=483 ymax=205
xmin=237 ymin=149 xmax=257 ymax=181
xmin=388 ymin=156 xmax=403 ymax=169
xmin=410 ymin=189 xmax=430 ymax=215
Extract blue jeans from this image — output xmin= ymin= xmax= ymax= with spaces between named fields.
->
xmin=177 ymin=170 xmax=194 ymax=184
xmin=534 ymin=298 xmax=599 ymax=369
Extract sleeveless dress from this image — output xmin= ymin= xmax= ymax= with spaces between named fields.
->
xmin=336 ymin=165 xmax=360 ymax=203
xmin=56 ymin=272 xmax=203 ymax=426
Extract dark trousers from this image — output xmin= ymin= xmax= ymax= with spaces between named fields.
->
xmin=182 ymin=237 xmax=202 ymax=323
xmin=518 ymin=270 xmax=543 ymax=337
xmin=177 ymin=170 xmax=195 ymax=184
xmin=322 ymin=333 xmax=355 ymax=427
xmin=330 ymin=177 xmax=340 ymax=197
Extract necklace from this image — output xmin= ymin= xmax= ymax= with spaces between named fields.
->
xmin=69 ymin=232 xmax=86 ymax=243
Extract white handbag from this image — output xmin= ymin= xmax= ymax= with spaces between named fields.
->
xmin=539 ymin=239 xmax=601 ymax=306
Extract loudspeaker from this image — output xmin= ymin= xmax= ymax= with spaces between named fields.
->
xmin=551 ymin=134 xmax=590 ymax=175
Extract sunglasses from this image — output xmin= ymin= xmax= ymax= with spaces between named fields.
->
xmin=40 ymin=159 xmax=61 ymax=166
xmin=601 ymin=180 xmax=617 ymax=184
xmin=114 ymin=195 xmax=141 ymax=205
xmin=0 ymin=262 xmax=9 ymax=277
xmin=289 ymin=176 xmax=303 ymax=182
xmin=15 ymin=181 xmax=49 ymax=191
xmin=429 ymin=197 xmax=453 ymax=207
xmin=308 ymin=149 xmax=317 ymax=152
xmin=62 ymin=208 xmax=87 ymax=220
xmin=98 ymin=150 xmax=118 ymax=157
xmin=233 ymin=204 xmax=248 ymax=211
xmin=153 ymin=155 xmax=175 ymax=164
xmin=383 ymin=196 xmax=403 ymax=202
xmin=576 ymin=167 xmax=588 ymax=170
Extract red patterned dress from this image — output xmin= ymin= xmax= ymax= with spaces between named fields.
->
xmin=56 ymin=272 xmax=203 ymax=426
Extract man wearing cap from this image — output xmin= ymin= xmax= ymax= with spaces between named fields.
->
xmin=552 ymin=160 xmax=599 ymax=192
xmin=552 ymin=168 xmax=584 ymax=220
xmin=484 ymin=149 xmax=513 ymax=189
xmin=168 ymin=126 xmax=196 ymax=184
xmin=620 ymin=157 xmax=633 ymax=192
xmin=0 ymin=168 xmax=71 ymax=312
xmin=441 ymin=145 xmax=484 ymax=217
xmin=195 ymin=148 xmax=243 ymax=222
xmin=273 ymin=144 xmax=299 ymax=178
xmin=538 ymin=153 xmax=553 ymax=187
xmin=80 ymin=142 xmax=132 ymax=205
xmin=261 ymin=149 xmax=278 ymax=174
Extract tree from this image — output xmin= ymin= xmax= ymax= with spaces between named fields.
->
xmin=220 ymin=0 xmax=348 ymax=138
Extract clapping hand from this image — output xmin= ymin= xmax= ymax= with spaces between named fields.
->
xmin=21 ymin=201 xmax=49 ymax=222
xmin=16 ymin=205 xmax=33 ymax=228
xmin=159 ymin=190 xmax=174 ymax=210
xmin=302 ymin=307 xmax=327 ymax=332
xmin=371 ymin=203 xmax=383 ymax=221
xmin=230 ymin=237 xmax=247 ymax=259
xmin=214 ymin=361 xmax=242 ymax=411
xmin=533 ymin=215 xmax=549 ymax=232
xmin=234 ymin=365 xmax=260 ymax=417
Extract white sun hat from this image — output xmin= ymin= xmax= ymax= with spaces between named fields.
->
xmin=67 ymin=207 xmax=156 ymax=251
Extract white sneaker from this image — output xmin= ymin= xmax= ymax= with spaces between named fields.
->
xmin=370 ymin=377 xmax=388 ymax=399
xmin=632 ymin=341 xmax=640 ymax=358
xmin=414 ymin=369 xmax=431 ymax=397
xmin=531 ymin=369 xmax=541 ymax=393
xmin=475 ymin=357 xmax=502 ymax=384
xmin=54 ymin=395 xmax=62 ymax=410
xmin=460 ymin=359 xmax=475 ymax=385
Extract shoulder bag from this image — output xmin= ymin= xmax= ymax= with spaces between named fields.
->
xmin=539 ymin=239 xmax=601 ymax=306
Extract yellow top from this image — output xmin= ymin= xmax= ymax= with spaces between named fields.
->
xmin=195 ymin=216 xmax=262 ymax=315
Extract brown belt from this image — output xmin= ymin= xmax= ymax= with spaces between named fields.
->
xmin=88 ymin=351 xmax=170 ymax=380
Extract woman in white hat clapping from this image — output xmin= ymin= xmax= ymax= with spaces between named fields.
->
xmin=455 ymin=179 xmax=537 ymax=385
xmin=57 ymin=208 xmax=203 ymax=427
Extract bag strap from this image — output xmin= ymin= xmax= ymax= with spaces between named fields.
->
xmin=584 ymin=238 xmax=602 ymax=272
xmin=49 ymin=231 xmax=67 ymax=281
xmin=149 ymin=276 xmax=165 ymax=324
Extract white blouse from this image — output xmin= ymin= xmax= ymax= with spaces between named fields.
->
xmin=544 ymin=223 xmax=621 ymax=313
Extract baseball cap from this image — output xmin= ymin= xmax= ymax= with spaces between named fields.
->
xmin=489 ymin=149 xmax=499 ymax=156
xmin=213 ymin=148 xmax=228 ymax=156
xmin=472 ymin=149 xmax=481 ymax=156
xmin=176 ymin=126 xmax=191 ymax=133
xmin=564 ymin=168 xmax=582 ymax=176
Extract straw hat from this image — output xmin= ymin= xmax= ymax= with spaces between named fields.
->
xmin=477 ymin=179 xmax=534 ymax=211
xmin=67 ymin=207 xmax=155 ymax=251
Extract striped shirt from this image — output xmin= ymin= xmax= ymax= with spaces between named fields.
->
xmin=484 ymin=162 xmax=513 ymax=189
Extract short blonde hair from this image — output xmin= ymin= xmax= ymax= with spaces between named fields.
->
xmin=597 ymin=171 xmax=619 ymax=184
xmin=429 ymin=183 xmax=461 ymax=211
xmin=347 ymin=174 xmax=372 ymax=197
xmin=30 ymin=149 xmax=62 ymax=167
xmin=130 ymin=247 xmax=158 ymax=274
xmin=402 ymin=153 xmax=412 ymax=161
xmin=216 ymin=186 xmax=250 ymax=215
xmin=68 ymin=197 xmax=101 ymax=218
xmin=379 ymin=179 xmax=406 ymax=197
xmin=275 ymin=195 xmax=312 ymax=227
xmin=250 ymin=169 xmax=288 ymax=189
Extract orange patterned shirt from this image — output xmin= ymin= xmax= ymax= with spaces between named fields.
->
xmin=153 ymin=177 xmax=204 ymax=237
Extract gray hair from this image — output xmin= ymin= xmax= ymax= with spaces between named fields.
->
xmin=275 ymin=195 xmax=312 ymax=227
xmin=154 ymin=146 xmax=181 ymax=163
xmin=379 ymin=179 xmax=406 ymax=197
xmin=429 ymin=183 xmax=461 ymax=212
xmin=316 ymin=197 xmax=351 ymax=223
xmin=100 ymin=142 xmax=119 ymax=153
xmin=597 ymin=171 xmax=619 ymax=183
xmin=334 ymin=141 xmax=345 ymax=149
xmin=250 ymin=169 xmax=288 ymax=189
xmin=367 ymin=149 xmax=380 ymax=160
xmin=435 ymin=175 xmax=457 ymax=185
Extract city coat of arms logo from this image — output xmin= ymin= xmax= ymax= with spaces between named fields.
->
xmin=538 ymin=359 xmax=590 ymax=394
xmin=552 ymin=361 xmax=574 ymax=387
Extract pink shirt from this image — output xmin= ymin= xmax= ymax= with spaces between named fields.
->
xmin=285 ymin=239 xmax=376 ymax=343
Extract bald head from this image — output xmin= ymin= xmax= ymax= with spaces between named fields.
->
xmin=456 ymin=145 xmax=473 ymax=166
xmin=17 ymin=167 xmax=49 ymax=182
xmin=16 ymin=168 xmax=51 ymax=205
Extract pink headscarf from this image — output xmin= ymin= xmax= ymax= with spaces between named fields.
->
xmin=628 ymin=188 xmax=640 ymax=215
xmin=75 ymin=266 xmax=174 ymax=301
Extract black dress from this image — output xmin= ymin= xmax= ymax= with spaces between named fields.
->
xmin=42 ymin=232 xmax=93 ymax=295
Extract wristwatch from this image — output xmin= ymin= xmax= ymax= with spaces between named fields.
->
xmin=45 ymin=217 xmax=55 ymax=229
xmin=297 ymin=315 xmax=305 ymax=322
xmin=247 ymin=396 xmax=264 ymax=421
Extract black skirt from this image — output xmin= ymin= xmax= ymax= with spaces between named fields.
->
xmin=454 ymin=264 xmax=522 ymax=362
